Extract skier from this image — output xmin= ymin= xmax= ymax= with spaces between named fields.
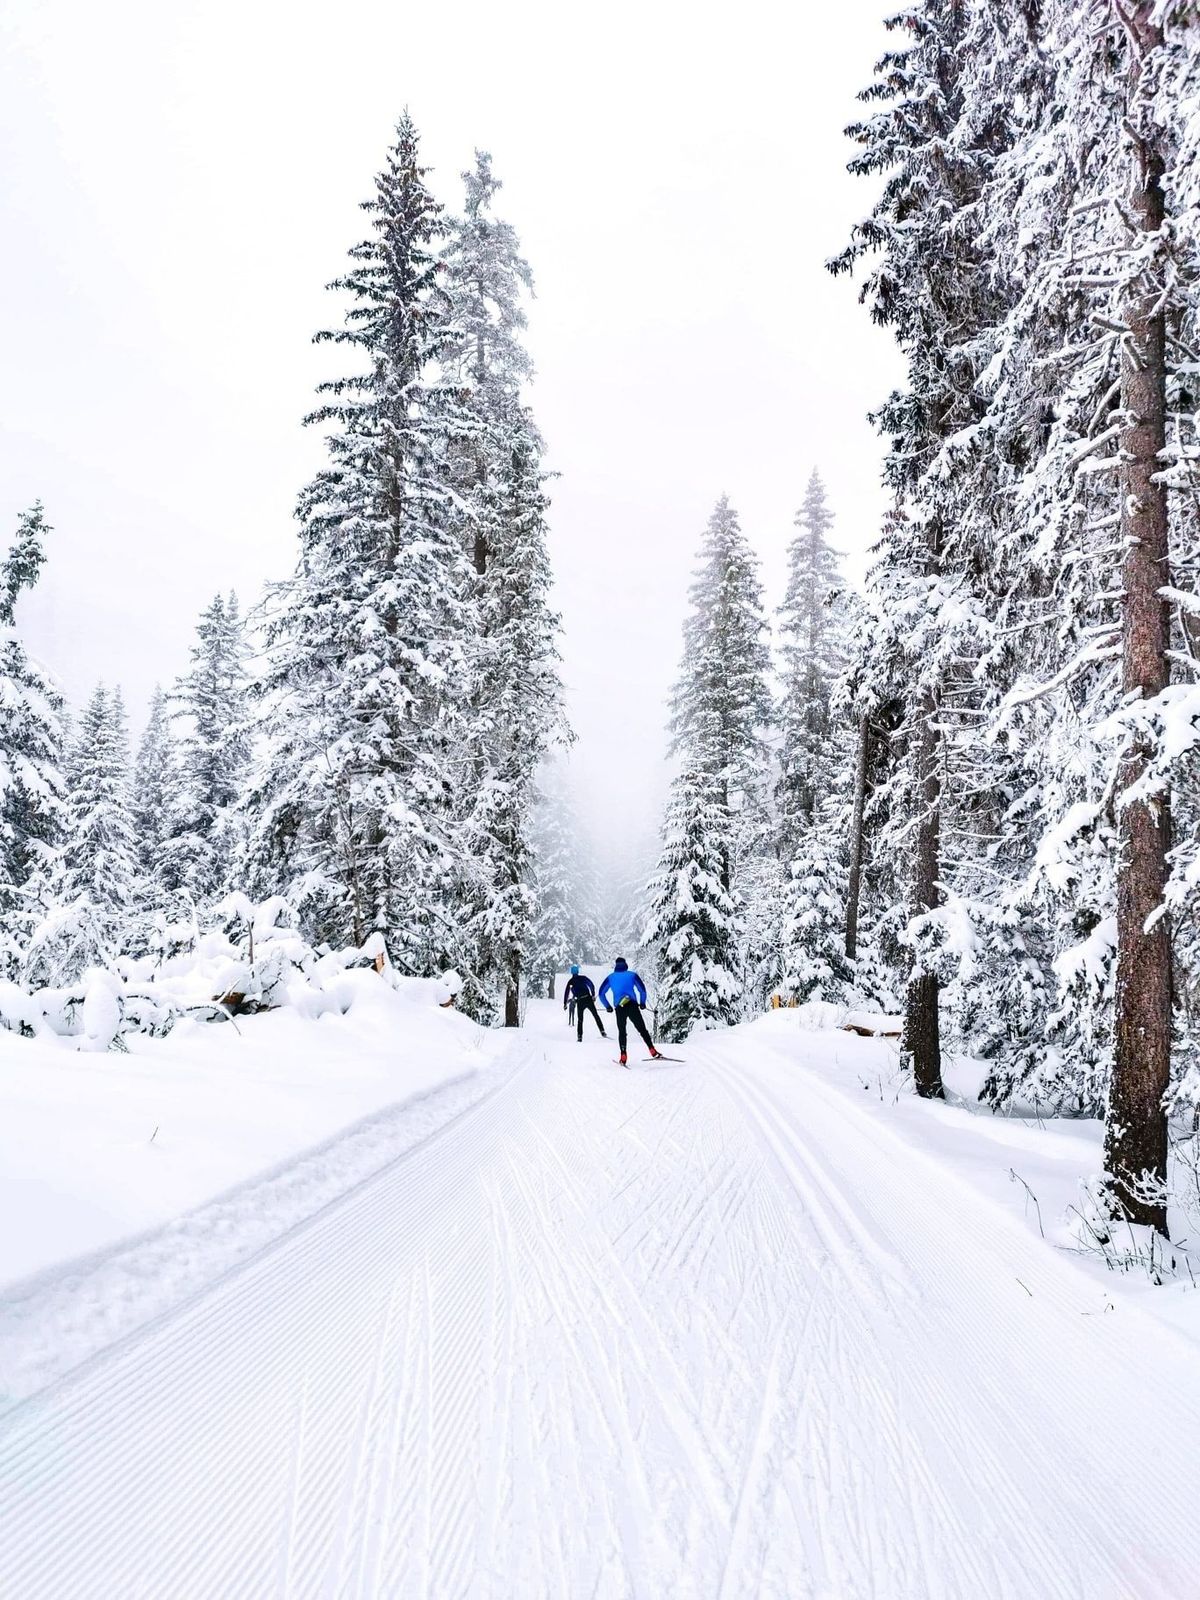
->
xmin=599 ymin=957 xmax=662 ymax=1065
xmin=564 ymin=965 xmax=607 ymax=1042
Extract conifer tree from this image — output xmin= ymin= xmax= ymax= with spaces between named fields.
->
xmin=442 ymin=154 xmax=563 ymax=1024
xmin=27 ymin=684 xmax=136 ymax=983
xmin=245 ymin=113 xmax=472 ymax=964
xmin=456 ymin=422 xmax=561 ymax=1022
xmin=130 ymin=686 xmax=183 ymax=918
xmin=442 ymin=149 xmax=535 ymax=572
xmin=0 ymin=503 xmax=66 ymax=968
xmin=643 ymin=759 xmax=741 ymax=1041
xmin=171 ymin=593 xmax=250 ymax=905
xmin=780 ymin=815 xmax=856 ymax=1006
xmin=650 ymin=496 xmax=771 ymax=1032
xmin=670 ymin=496 xmax=772 ymax=884
xmin=777 ymin=470 xmax=846 ymax=851
xmin=1102 ymin=0 xmax=1173 ymax=1233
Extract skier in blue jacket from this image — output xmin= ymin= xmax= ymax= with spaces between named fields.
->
xmin=598 ymin=958 xmax=662 ymax=1065
xmin=564 ymin=965 xmax=606 ymax=1042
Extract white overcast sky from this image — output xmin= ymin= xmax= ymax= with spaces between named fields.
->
xmin=0 ymin=0 xmax=900 ymax=859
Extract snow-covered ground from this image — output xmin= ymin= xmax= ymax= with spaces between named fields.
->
xmin=0 ymin=975 xmax=522 ymax=1398
xmin=2 ymin=998 xmax=1199 ymax=1597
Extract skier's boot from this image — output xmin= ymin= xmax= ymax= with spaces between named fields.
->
xmin=619 ymin=1052 xmax=628 ymax=1067
xmin=648 ymin=1048 xmax=663 ymax=1060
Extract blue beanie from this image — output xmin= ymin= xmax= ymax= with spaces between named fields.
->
xmin=614 ymin=957 xmax=628 ymax=972
xmin=570 ymin=964 xmax=579 ymax=975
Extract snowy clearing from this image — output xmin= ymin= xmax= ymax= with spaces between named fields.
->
xmin=2 ymin=1001 xmax=1199 ymax=1598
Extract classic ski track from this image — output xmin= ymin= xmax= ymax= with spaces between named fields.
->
xmin=2 ymin=1019 xmax=1199 ymax=1597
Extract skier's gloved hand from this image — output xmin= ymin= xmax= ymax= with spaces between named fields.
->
xmin=604 ymin=1004 xmax=613 ymax=1013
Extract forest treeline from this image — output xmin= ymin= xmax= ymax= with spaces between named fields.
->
xmin=646 ymin=0 xmax=1200 ymax=1241
xmin=0 ymin=118 xmax=577 ymax=1028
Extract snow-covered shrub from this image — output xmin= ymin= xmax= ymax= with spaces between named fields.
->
xmin=0 ymin=889 xmax=441 ymax=1051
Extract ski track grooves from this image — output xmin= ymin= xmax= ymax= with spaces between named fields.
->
xmin=2 ymin=1020 xmax=1199 ymax=1598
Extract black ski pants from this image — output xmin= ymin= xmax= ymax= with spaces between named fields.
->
xmin=614 ymin=1000 xmax=653 ymax=1055
xmin=575 ymin=993 xmax=605 ymax=1040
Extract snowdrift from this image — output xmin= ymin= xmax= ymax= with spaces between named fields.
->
xmin=0 ymin=955 xmax=498 ymax=1298
xmin=0 ymin=895 xmax=462 ymax=1050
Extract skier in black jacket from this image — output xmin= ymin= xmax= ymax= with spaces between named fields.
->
xmin=564 ymin=966 xmax=607 ymax=1042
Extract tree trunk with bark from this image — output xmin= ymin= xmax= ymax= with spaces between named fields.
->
xmin=845 ymin=714 xmax=871 ymax=960
xmin=1105 ymin=0 xmax=1172 ymax=1235
xmin=904 ymin=687 xmax=945 ymax=1100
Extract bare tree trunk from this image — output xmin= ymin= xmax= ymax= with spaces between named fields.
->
xmin=547 ymin=971 xmax=556 ymax=1001
xmin=1105 ymin=0 xmax=1172 ymax=1235
xmin=845 ymin=714 xmax=871 ymax=960
xmin=904 ymin=688 xmax=945 ymax=1100
xmin=504 ymin=966 xmax=520 ymax=1028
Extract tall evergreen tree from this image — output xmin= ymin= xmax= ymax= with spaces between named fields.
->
xmin=643 ymin=759 xmax=740 ymax=1042
xmin=777 ymin=470 xmax=847 ymax=850
xmin=0 ymin=503 xmax=66 ymax=969
xmin=170 ymin=593 xmax=250 ymax=905
xmin=651 ymin=495 xmax=771 ymax=1032
xmin=27 ymin=684 xmax=136 ymax=983
xmin=1102 ymin=0 xmax=1174 ymax=1233
xmin=130 ymin=686 xmax=184 ymax=919
xmin=442 ymin=152 xmax=563 ymax=1024
xmin=456 ymin=422 xmax=562 ymax=1022
xmin=442 ymin=149 xmax=535 ymax=572
xmin=670 ymin=495 xmax=772 ymax=880
xmin=245 ymin=112 xmax=472 ymax=965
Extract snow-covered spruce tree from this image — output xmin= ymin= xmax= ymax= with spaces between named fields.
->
xmin=244 ymin=113 xmax=472 ymax=967
xmin=643 ymin=759 xmax=740 ymax=1042
xmin=454 ymin=419 xmax=562 ymax=1023
xmin=1097 ymin=0 xmax=1175 ymax=1233
xmin=779 ymin=807 xmax=856 ymax=1006
xmin=27 ymin=684 xmax=136 ymax=983
xmin=0 ymin=502 xmax=66 ymax=971
xmin=442 ymin=150 xmax=535 ymax=575
xmin=169 ymin=593 xmax=251 ymax=907
xmin=1151 ymin=4 xmax=1200 ymax=1138
xmin=441 ymin=153 xmax=563 ymax=1024
xmin=768 ymin=468 xmax=858 ymax=1007
xmin=670 ymin=497 xmax=772 ymax=869
xmin=130 ymin=685 xmax=185 ymax=923
xmin=662 ymin=496 xmax=772 ymax=1029
xmin=777 ymin=470 xmax=847 ymax=850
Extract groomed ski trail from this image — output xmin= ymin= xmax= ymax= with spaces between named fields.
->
xmin=2 ymin=1005 xmax=1198 ymax=1599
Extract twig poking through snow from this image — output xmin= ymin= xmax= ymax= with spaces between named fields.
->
xmin=1010 ymin=1169 xmax=1046 ymax=1238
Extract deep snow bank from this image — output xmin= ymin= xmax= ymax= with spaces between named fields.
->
xmin=746 ymin=1007 xmax=1200 ymax=1343
xmin=0 ymin=971 xmax=529 ymax=1402
xmin=0 ymin=971 xmax=501 ymax=1290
